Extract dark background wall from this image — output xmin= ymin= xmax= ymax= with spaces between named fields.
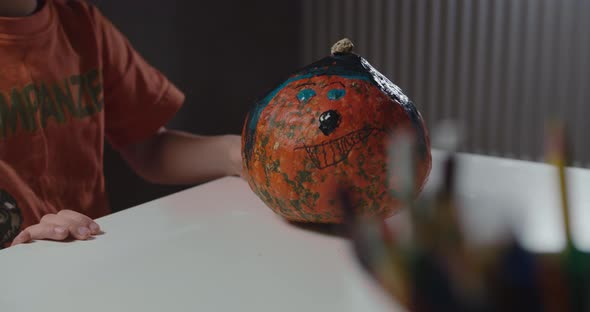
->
xmin=89 ymin=1 xmax=302 ymax=212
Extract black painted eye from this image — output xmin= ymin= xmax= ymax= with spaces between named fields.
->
xmin=319 ymin=110 xmax=341 ymax=136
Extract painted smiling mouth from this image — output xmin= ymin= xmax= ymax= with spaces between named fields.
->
xmin=295 ymin=128 xmax=378 ymax=169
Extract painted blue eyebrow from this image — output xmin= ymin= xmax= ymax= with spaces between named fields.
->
xmin=297 ymin=89 xmax=316 ymax=103
xmin=327 ymin=89 xmax=346 ymax=100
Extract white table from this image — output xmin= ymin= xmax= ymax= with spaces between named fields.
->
xmin=1 ymin=150 xmax=589 ymax=312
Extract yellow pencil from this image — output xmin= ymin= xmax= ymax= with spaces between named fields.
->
xmin=544 ymin=119 xmax=572 ymax=245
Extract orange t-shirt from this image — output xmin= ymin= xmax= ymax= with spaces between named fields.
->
xmin=0 ymin=0 xmax=185 ymax=247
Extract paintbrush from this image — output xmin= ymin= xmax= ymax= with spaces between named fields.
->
xmin=545 ymin=119 xmax=573 ymax=244
xmin=406 ymin=121 xmax=487 ymax=311
xmin=544 ymin=119 xmax=590 ymax=312
xmin=338 ymin=187 xmax=412 ymax=307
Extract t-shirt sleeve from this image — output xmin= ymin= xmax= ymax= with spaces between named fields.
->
xmin=92 ymin=7 xmax=185 ymax=149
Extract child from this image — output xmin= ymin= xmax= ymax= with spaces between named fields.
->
xmin=0 ymin=0 xmax=243 ymax=248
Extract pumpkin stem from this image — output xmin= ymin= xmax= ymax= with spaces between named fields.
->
xmin=331 ymin=38 xmax=354 ymax=55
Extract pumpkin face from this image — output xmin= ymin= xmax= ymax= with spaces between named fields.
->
xmin=242 ymin=44 xmax=431 ymax=223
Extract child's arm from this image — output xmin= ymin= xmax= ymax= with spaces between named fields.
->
xmin=85 ymin=4 xmax=243 ymax=186
xmin=117 ymin=128 xmax=242 ymax=185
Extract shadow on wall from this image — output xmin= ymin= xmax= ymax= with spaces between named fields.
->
xmin=91 ymin=0 xmax=302 ymax=212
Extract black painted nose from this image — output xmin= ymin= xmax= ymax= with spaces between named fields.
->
xmin=319 ymin=110 xmax=341 ymax=136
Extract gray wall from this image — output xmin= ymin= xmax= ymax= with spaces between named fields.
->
xmin=91 ymin=1 xmax=302 ymax=211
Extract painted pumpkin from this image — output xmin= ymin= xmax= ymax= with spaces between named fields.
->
xmin=242 ymin=39 xmax=431 ymax=224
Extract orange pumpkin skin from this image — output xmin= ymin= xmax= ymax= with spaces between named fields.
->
xmin=242 ymin=51 xmax=431 ymax=223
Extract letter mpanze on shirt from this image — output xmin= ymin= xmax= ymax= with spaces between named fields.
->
xmin=0 ymin=68 xmax=104 ymax=139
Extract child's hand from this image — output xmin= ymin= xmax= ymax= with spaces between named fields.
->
xmin=226 ymin=135 xmax=244 ymax=178
xmin=10 ymin=210 xmax=101 ymax=246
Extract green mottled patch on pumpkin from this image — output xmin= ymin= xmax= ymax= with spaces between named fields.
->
xmin=283 ymin=173 xmax=309 ymax=203
xmin=328 ymin=199 xmax=337 ymax=206
xmin=312 ymin=192 xmax=320 ymax=201
xmin=356 ymin=197 xmax=369 ymax=213
xmin=269 ymin=159 xmax=281 ymax=172
xmin=304 ymin=191 xmax=318 ymax=210
xmin=285 ymin=99 xmax=294 ymax=108
xmin=289 ymin=199 xmax=307 ymax=218
xmin=364 ymin=185 xmax=380 ymax=212
xmin=304 ymin=158 xmax=315 ymax=171
xmin=282 ymin=173 xmax=302 ymax=194
xmin=351 ymin=82 xmax=363 ymax=94
xmin=369 ymin=200 xmax=380 ymax=213
xmin=261 ymin=136 xmax=270 ymax=147
xmin=257 ymin=188 xmax=275 ymax=209
xmin=377 ymin=191 xmax=387 ymax=202
xmin=355 ymin=167 xmax=369 ymax=180
xmin=256 ymin=148 xmax=273 ymax=187
xmin=251 ymin=149 xmax=261 ymax=164
xmin=281 ymin=170 xmax=322 ymax=220
xmin=297 ymin=170 xmax=313 ymax=183
xmin=286 ymin=124 xmax=298 ymax=139
xmin=355 ymin=153 xmax=370 ymax=179
xmin=274 ymin=120 xmax=287 ymax=130
xmin=275 ymin=197 xmax=295 ymax=217
xmin=370 ymin=173 xmax=381 ymax=184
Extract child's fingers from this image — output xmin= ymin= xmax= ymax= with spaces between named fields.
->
xmin=57 ymin=210 xmax=101 ymax=235
xmin=10 ymin=230 xmax=32 ymax=246
xmin=9 ymin=210 xmax=101 ymax=247
xmin=21 ymin=223 xmax=70 ymax=242
xmin=41 ymin=213 xmax=92 ymax=240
